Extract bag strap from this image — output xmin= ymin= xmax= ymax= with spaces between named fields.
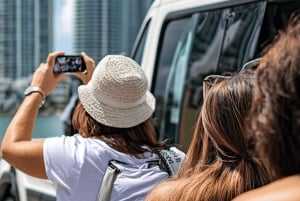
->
xmin=96 ymin=160 xmax=120 ymax=201
xmin=96 ymin=148 xmax=185 ymax=201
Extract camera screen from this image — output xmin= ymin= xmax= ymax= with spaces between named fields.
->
xmin=53 ymin=56 xmax=86 ymax=73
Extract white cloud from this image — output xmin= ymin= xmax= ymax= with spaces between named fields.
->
xmin=61 ymin=0 xmax=74 ymax=34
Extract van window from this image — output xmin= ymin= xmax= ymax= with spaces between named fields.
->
xmin=158 ymin=16 xmax=197 ymax=143
xmin=153 ymin=10 xmax=225 ymax=145
xmin=178 ymin=10 xmax=225 ymax=149
xmin=257 ymin=1 xmax=300 ymax=54
xmin=152 ymin=2 xmax=266 ymax=150
xmin=180 ymin=2 xmax=266 ymax=150
xmin=132 ymin=20 xmax=150 ymax=64
xmin=151 ymin=16 xmax=194 ymax=143
xmin=218 ymin=2 xmax=266 ymax=72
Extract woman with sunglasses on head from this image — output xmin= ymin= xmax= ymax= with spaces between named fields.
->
xmin=233 ymin=13 xmax=300 ymax=201
xmin=145 ymin=68 xmax=269 ymax=201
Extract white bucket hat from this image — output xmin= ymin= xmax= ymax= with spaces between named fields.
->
xmin=78 ymin=55 xmax=155 ymax=128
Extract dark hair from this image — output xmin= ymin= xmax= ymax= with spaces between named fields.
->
xmin=249 ymin=13 xmax=300 ymax=180
xmin=146 ymin=70 xmax=269 ymax=201
xmin=72 ymin=102 xmax=165 ymax=157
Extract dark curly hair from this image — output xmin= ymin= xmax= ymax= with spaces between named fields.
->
xmin=249 ymin=13 xmax=300 ymax=181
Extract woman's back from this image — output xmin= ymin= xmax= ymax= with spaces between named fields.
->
xmin=44 ymin=134 xmax=168 ymax=201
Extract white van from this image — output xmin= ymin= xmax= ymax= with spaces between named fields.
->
xmin=131 ymin=0 xmax=300 ymax=151
xmin=1 ymin=0 xmax=300 ymax=200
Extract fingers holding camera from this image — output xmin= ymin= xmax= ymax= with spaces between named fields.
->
xmin=74 ymin=52 xmax=95 ymax=84
xmin=46 ymin=51 xmax=65 ymax=69
xmin=31 ymin=51 xmax=65 ymax=95
xmin=30 ymin=51 xmax=94 ymax=96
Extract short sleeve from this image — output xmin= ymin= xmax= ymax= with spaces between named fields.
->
xmin=43 ymin=135 xmax=85 ymax=191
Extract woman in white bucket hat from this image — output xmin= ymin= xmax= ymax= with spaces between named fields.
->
xmin=1 ymin=51 xmax=169 ymax=201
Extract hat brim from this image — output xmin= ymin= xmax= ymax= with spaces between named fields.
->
xmin=78 ymin=84 xmax=156 ymax=128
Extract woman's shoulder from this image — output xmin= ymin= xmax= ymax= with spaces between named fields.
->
xmin=232 ymin=175 xmax=300 ymax=201
xmin=44 ymin=134 xmax=111 ymax=156
xmin=145 ymin=180 xmax=176 ymax=201
xmin=45 ymin=134 xmax=159 ymax=164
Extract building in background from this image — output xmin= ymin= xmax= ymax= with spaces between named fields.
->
xmin=74 ymin=0 xmax=153 ymax=62
xmin=0 ymin=0 xmax=154 ymax=114
xmin=0 ymin=0 xmax=56 ymax=113
xmin=0 ymin=0 xmax=53 ymax=79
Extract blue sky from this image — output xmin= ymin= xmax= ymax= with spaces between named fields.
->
xmin=53 ymin=0 xmax=74 ymax=53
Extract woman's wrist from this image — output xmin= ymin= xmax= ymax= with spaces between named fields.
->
xmin=24 ymin=86 xmax=46 ymax=107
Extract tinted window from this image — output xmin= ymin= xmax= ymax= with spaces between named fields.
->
xmin=218 ymin=2 xmax=266 ymax=72
xmin=132 ymin=20 xmax=150 ymax=64
xmin=257 ymin=1 xmax=300 ymax=54
xmin=181 ymin=2 xmax=266 ymax=150
xmin=152 ymin=17 xmax=194 ymax=144
xmin=153 ymin=10 xmax=225 ymax=146
xmin=179 ymin=10 xmax=225 ymax=149
xmin=153 ymin=2 xmax=266 ymax=150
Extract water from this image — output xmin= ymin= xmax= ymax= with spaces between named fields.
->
xmin=0 ymin=115 xmax=64 ymax=142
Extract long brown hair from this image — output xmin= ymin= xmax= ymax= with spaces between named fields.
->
xmin=146 ymin=70 xmax=269 ymax=201
xmin=72 ymin=102 xmax=165 ymax=157
xmin=250 ymin=14 xmax=300 ymax=181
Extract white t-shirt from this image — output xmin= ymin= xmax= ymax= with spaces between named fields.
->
xmin=43 ymin=134 xmax=168 ymax=201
